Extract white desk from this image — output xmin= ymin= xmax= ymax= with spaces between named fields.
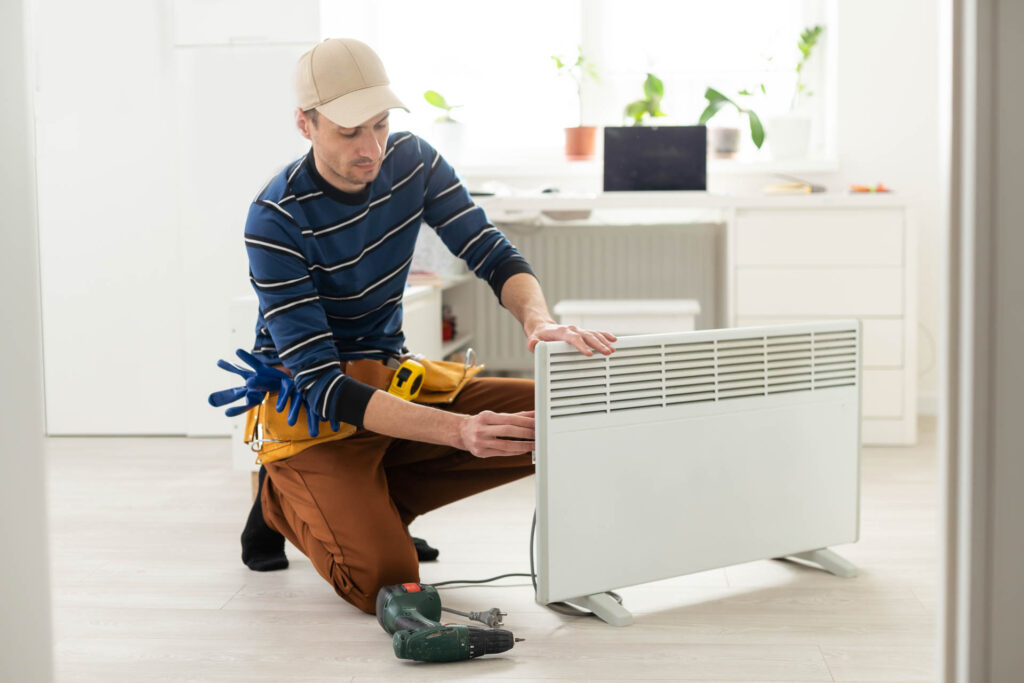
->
xmin=476 ymin=192 xmax=916 ymax=445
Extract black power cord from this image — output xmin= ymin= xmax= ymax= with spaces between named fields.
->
xmin=430 ymin=509 xmax=618 ymax=619
xmin=431 ymin=573 xmax=533 ymax=587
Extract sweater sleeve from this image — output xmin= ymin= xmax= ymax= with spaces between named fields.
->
xmin=417 ymin=138 xmax=536 ymax=298
xmin=244 ymin=205 xmax=378 ymax=427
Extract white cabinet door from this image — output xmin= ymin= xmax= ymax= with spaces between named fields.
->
xmin=862 ymin=370 xmax=906 ymax=418
xmin=736 ymin=268 xmax=904 ymax=317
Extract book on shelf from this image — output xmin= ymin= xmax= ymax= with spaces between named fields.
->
xmin=762 ymin=174 xmax=826 ymax=195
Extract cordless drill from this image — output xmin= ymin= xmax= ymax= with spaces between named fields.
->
xmin=376 ymin=583 xmax=517 ymax=662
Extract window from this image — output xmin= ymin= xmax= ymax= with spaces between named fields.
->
xmin=320 ymin=0 xmax=834 ymax=168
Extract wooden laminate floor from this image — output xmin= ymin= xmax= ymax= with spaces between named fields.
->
xmin=48 ymin=420 xmax=939 ymax=682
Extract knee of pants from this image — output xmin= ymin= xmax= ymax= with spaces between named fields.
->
xmin=332 ymin=549 xmax=420 ymax=615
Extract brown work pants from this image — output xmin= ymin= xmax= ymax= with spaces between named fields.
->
xmin=260 ymin=376 xmax=534 ymax=614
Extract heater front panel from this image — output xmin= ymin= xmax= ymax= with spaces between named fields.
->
xmin=534 ymin=322 xmax=861 ymax=605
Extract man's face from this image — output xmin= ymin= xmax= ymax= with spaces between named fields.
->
xmin=297 ymin=110 xmax=390 ymax=193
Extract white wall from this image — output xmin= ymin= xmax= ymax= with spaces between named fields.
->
xmin=1 ymin=0 xmax=54 ymax=679
xmin=35 ymin=0 xmax=185 ymax=434
xmin=34 ymin=0 xmax=316 ymax=435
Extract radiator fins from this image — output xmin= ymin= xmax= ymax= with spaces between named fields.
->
xmin=548 ymin=329 xmax=858 ymax=418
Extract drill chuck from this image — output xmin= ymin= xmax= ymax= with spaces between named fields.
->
xmin=467 ymin=626 xmax=515 ymax=657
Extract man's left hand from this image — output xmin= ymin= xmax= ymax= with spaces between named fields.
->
xmin=526 ymin=322 xmax=617 ymax=357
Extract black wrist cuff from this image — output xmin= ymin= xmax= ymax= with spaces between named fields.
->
xmin=489 ymin=259 xmax=537 ymax=301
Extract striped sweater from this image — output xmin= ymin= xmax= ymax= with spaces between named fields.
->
xmin=244 ymin=132 xmax=534 ymax=427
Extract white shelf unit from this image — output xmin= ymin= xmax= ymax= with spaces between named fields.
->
xmin=439 ymin=272 xmax=479 ymax=359
xmin=441 ymin=334 xmax=475 ymax=358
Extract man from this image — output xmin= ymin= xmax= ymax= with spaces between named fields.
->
xmin=238 ymin=38 xmax=615 ymax=614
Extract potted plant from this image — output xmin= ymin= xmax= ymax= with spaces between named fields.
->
xmin=552 ymin=46 xmax=600 ymax=160
xmin=424 ymin=90 xmax=465 ymax=163
xmin=698 ymin=86 xmax=765 ymax=158
xmin=766 ymin=25 xmax=824 ymax=160
xmin=623 ymin=72 xmax=667 ymax=126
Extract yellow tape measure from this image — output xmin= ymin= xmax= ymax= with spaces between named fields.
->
xmin=387 ymin=359 xmax=425 ymax=401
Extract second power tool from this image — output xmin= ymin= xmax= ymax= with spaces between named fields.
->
xmin=376 ymin=583 xmax=518 ymax=662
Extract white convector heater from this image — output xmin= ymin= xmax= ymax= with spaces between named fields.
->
xmin=533 ymin=320 xmax=861 ymax=626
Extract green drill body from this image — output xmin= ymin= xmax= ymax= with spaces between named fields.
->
xmin=375 ymin=583 xmax=516 ymax=662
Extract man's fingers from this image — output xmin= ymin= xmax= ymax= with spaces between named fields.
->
xmin=478 ymin=410 xmax=535 ymax=428
xmin=567 ymin=331 xmax=595 ymax=356
xmin=580 ymin=331 xmax=614 ymax=355
xmin=477 ymin=439 xmax=535 ymax=457
xmin=485 ymin=423 xmax=534 ymax=441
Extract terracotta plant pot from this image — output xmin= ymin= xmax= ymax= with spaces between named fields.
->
xmin=564 ymin=126 xmax=598 ymax=161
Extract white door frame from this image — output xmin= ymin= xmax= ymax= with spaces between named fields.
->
xmin=942 ymin=0 xmax=1024 ymax=679
xmin=0 ymin=0 xmax=54 ymax=680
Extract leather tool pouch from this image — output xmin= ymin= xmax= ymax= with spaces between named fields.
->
xmin=245 ymin=357 xmax=485 ymax=465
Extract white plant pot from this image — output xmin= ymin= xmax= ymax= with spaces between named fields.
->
xmin=707 ymin=127 xmax=741 ymax=159
xmin=430 ymin=120 xmax=465 ymax=165
xmin=765 ymin=114 xmax=811 ymax=160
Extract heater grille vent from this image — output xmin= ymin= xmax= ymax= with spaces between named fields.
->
xmin=548 ymin=328 xmax=858 ymax=418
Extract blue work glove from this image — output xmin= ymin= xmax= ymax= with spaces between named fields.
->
xmin=208 ymin=349 xmax=299 ymax=418
xmin=208 ymin=349 xmax=340 ymax=437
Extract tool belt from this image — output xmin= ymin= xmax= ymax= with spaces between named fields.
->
xmin=244 ymin=356 xmax=484 ymax=465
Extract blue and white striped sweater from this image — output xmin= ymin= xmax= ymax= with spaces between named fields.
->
xmin=244 ymin=132 xmax=534 ymax=426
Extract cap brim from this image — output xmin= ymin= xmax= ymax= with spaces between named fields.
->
xmin=316 ymin=85 xmax=409 ymax=128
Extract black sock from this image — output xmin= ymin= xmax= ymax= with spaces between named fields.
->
xmin=241 ymin=466 xmax=289 ymax=572
xmin=412 ymin=536 xmax=440 ymax=562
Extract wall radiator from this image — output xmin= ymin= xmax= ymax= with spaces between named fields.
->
xmin=475 ymin=222 xmax=722 ymax=372
xmin=533 ymin=320 xmax=861 ymax=626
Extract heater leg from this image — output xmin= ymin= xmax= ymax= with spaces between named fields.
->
xmin=790 ymin=548 xmax=858 ymax=578
xmin=568 ymin=592 xmax=634 ymax=627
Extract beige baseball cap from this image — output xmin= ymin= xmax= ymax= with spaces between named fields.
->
xmin=294 ymin=38 xmax=408 ymax=127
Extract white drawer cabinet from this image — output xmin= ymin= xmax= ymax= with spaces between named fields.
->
xmin=730 ymin=205 xmax=916 ymax=445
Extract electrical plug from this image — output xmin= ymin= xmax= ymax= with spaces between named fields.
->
xmin=469 ymin=608 xmax=506 ymax=628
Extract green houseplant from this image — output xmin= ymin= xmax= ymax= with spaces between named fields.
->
xmin=767 ymin=24 xmax=825 ymax=159
xmin=792 ymin=25 xmax=824 ymax=109
xmin=698 ymin=87 xmax=765 ymax=158
xmin=552 ymin=46 xmax=600 ymax=160
xmin=623 ymin=73 xmax=667 ymax=125
xmin=423 ymin=90 xmax=462 ymax=122
xmin=423 ymin=90 xmax=465 ymax=163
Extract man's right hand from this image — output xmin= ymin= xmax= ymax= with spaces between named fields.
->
xmin=457 ymin=410 xmax=535 ymax=458
xmin=363 ymin=391 xmax=534 ymax=458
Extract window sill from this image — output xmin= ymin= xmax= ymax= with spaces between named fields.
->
xmin=458 ymin=156 xmax=840 ymax=184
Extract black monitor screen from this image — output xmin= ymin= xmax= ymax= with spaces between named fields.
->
xmin=603 ymin=125 xmax=707 ymax=192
